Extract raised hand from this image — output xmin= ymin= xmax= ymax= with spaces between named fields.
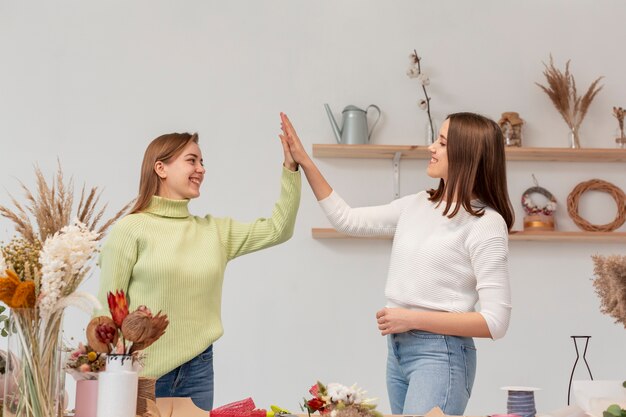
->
xmin=279 ymin=112 xmax=333 ymax=200
xmin=280 ymin=112 xmax=312 ymax=167
xmin=278 ymin=113 xmax=298 ymax=171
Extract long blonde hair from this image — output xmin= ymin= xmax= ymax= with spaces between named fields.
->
xmin=130 ymin=132 xmax=199 ymax=214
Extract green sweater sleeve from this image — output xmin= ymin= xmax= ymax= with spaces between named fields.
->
xmin=216 ymin=166 xmax=301 ymax=260
xmin=96 ymin=217 xmax=139 ymax=315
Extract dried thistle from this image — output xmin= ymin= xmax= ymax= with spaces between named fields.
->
xmin=0 ymin=162 xmax=132 ymax=245
xmin=613 ymin=106 xmax=625 ymax=139
xmin=536 ymin=55 xmax=603 ymax=148
xmin=591 ymin=255 xmax=626 ymax=328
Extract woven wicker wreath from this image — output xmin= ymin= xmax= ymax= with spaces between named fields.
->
xmin=522 ymin=186 xmax=557 ymax=216
xmin=566 ymin=179 xmax=626 ymax=232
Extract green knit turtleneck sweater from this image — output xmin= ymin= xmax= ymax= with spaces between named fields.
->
xmin=96 ymin=167 xmax=301 ymax=377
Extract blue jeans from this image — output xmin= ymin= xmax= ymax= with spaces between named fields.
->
xmin=386 ymin=331 xmax=476 ymax=415
xmin=155 ymin=345 xmax=214 ymax=411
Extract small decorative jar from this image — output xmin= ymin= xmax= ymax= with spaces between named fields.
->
xmin=96 ymin=354 xmax=138 ymax=417
xmin=498 ymin=112 xmax=524 ymax=147
xmin=75 ymin=379 xmax=99 ymax=417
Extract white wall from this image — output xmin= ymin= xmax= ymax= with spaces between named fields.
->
xmin=1 ymin=1 xmax=625 ymax=415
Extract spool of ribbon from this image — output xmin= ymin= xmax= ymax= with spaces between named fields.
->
xmin=501 ymin=386 xmax=541 ymax=417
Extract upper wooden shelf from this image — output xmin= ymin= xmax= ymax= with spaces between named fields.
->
xmin=312 ymin=228 xmax=626 ymax=243
xmin=312 ymin=144 xmax=626 ymax=162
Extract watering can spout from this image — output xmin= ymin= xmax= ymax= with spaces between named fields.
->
xmin=324 ymin=103 xmax=342 ymax=144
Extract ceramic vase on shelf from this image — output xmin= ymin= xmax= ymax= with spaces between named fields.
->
xmin=3 ymin=308 xmax=65 ymax=417
xmin=74 ymin=379 xmax=98 ymax=417
xmin=96 ymin=354 xmax=138 ymax=417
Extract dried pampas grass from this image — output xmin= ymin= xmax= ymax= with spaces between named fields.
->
xmin=591 ymin=254 xmax=626 ymax=328
xmin=0 ymin=162 xmax=132 ymax=244
xmin=536 ymin=55 xmax=603 ymax=148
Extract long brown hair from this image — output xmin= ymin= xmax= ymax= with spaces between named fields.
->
xmin=427 ymin=112 xmax=514 ymax=230
xmin=129 ymin=132 xmax=199 ymax=214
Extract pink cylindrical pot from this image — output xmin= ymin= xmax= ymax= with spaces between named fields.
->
xmin=75 ymin=379 xmax=99 ymax=417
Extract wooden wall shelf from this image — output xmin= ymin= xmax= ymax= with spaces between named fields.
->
xmin=312 ymin=144 xmax=626 ymax=162
xmin=311 ymin=228 xmax=626 ymax=243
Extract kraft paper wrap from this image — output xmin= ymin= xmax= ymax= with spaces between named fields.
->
xmin=156 ymin=397 xmax=208 ymax=417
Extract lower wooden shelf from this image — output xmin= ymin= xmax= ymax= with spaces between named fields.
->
xmin=311 ymin=228 xmax=626 ymax=242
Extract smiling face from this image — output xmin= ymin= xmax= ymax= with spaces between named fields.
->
xmin=155 ymin=141 xmax=205 ymax=200
xmin=426 ymin=118 xmax=449 ymax=182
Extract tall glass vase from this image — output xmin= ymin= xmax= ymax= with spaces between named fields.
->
xmin=568 ymin=126 xmax=581 ymax=149
xmin=3 ymin=309 xmax=65 ymax=417
xmin=425 ymin=118 xmax=438 ymax=145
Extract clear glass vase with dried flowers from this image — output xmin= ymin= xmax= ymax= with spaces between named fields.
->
xmin=0 ymin=164 xmax=130 ymax=417
xmin=407 ymin=50 xmax=435 ymax=145
xmin=536 ymin=55 xmax=603 ymax=149
xmin=613 ymin=107 xmax=626 ymax=149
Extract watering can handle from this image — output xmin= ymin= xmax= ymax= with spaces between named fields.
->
xmin=366 ymin=105 xmax=381 ymax=142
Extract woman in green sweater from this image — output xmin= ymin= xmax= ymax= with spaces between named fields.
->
xmin=97 ymin=126 xmax=301 ymax=410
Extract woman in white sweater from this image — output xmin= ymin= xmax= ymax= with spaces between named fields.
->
xmin=278 ymin=112 xmax=513 ymax=415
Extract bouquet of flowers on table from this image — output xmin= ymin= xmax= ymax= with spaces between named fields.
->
xmin=64 ymin=342 xmax=107 ymax=381
xmin=86 ymin=290 xmax=169 ymax=358
xmin=80 ymin=290 xmax=169 ymax=417
xmin=302 ymin=381 xmax=382 ymax=417
xmin=0 ymin=163 xmax=130 ymax=416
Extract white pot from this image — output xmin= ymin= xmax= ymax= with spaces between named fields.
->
xmin=96 ymin=355 xmax=138 ymax=417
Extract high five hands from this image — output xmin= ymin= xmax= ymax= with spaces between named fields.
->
xmin=279 ymin=112 xmax=311 ymax=168
xmin=278 ymin=114 xmax=298 ymax=171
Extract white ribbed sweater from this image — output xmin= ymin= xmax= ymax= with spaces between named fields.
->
xmin=319 ymin=190 xmax=511 ymax=339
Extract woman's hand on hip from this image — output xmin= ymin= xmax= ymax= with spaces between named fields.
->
xmin=376 ymin=307 xmax=419 ymax=336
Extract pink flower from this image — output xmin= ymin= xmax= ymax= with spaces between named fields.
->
xmin=79 ymin=364 xmax=91 ymax=372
